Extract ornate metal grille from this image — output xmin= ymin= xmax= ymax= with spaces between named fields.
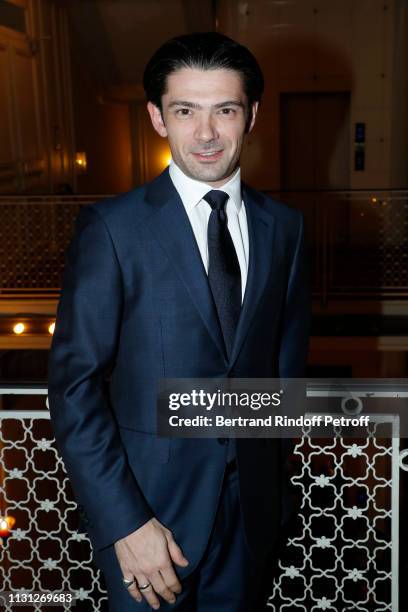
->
xmin=267 ymin=414 xmax=399 ymax=611
xmin=0 ymin=396 xmax=108 ymax=610
xmin=0 ymin=388 xmax=401 ymax=611
xmin=1 ymin=191 xmax=408 ymax=302
xmin=267 ymin=189 xmax=408 ymax=302
xmin=0 ymin=197 xmax=97 ymax=296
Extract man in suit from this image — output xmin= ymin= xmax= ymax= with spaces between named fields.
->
xmin=48 ymin=32 xmax=310 ymax=611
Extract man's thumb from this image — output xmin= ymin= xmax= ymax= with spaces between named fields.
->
xmin=167 ymin=537 xmax=189 ymax=566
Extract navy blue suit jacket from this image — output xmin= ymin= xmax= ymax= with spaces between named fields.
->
xmin=48 ymin=167 xmax=310 ymax=577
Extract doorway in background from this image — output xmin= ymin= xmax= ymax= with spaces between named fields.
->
xmin=280 ymin=92 xmax=351 ymax=190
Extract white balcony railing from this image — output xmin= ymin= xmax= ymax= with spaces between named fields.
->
xmin=0 ymin=386 xmax=403 ymax=611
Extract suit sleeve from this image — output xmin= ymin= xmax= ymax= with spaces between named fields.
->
xmin=278 ymin=210 xmax=311 ymax=525
xmin=47 ymin=205 xmax=154 ymax=552
xmin=278 ymin=210 xmax=311 ymax=378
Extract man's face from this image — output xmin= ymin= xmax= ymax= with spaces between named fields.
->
xmin=147 ymin=67 xmax=258 ymax=187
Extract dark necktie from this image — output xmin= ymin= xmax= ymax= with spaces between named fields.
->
xmin=204 ymin=190 xmax=242 ymax=358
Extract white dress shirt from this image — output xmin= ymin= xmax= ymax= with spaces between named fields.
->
xmin=168 ymin=160 xmax=249 ymax=303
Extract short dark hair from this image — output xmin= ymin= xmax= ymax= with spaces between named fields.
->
xmin=143 ymin=32 xmax=264 ymax=116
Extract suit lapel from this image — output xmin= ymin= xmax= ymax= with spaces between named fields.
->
xmin=142 ymin=168 xmax=276 ymax=369
xmin=228 ymin=182 xmax=276 ymax=367
xmin=143 ymin=168 xmax=228 ymax=362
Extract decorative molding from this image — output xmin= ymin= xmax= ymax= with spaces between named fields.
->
xmin=0 ymin=333 xmax=52 ymax=349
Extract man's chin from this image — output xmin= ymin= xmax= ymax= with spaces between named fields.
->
xmin=182 ymin=162 xmax=232 ymax=185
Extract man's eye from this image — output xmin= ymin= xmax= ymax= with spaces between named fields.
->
xmin=220 ymin=108 xmax=235 ymax=115
xmin=176 ymin=109 xmax=192 ymax=116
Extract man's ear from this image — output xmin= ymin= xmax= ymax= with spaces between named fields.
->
xmin=147 ymin=102 xmax=168 ymax=137
xmin=245 ymin=101 xmax=259 ymax=134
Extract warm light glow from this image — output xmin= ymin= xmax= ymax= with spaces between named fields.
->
xmin=159 ymin=148 xmax=172 ymax=170
xmin=48 ymin=322 xmax=55 ymax=335
xmin=5 ymin=515 xmax=15 ymax=528
xmin=13 ymin=322 xmax=25 ymax=335
xmin=0 ymin=516 xmax=14 ymax=528
xmin=371 ymin=197 xmax=377 ymax=203
xmin=75 ymin=152 xmax=87 ymax=172
xmin=0 ymin=515 xmax=15 ymax=537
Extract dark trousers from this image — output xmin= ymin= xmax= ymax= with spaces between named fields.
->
xmin=91 ymin=460 xmax=275 ymax=611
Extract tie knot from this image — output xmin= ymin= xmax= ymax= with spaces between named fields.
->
xmin=203 ymin=190 xmax=229 ymax=211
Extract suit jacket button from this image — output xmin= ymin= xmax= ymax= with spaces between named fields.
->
xmin=228 ymin=370 xmax=236 ymax=378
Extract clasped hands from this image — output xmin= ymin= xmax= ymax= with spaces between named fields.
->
xmin=114 ymin=517 xmax=189 ymax=609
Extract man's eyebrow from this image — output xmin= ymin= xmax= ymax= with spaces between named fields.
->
xmin=167 ymin=100 xmax=245 ymax=109
xmin=213 ymin=101 xmax=245 ymax=109
xmin=168 ymin=101 xmax=201 ymax=109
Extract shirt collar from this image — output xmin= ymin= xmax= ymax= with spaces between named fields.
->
xmin=169 ymin=160 xmax=242 ymax=213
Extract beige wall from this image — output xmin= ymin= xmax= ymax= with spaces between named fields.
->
xmin=217 ymin=0 xmax=406 ymax=190
xmin=391 ymin=0 xmax=408 ymax=187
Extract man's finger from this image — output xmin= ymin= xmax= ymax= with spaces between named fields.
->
xmin=126 ymin=580 xmax=143 ymax=603
xmin=167 ymin=536 xmax=189 ymax=567
xmin=159 ymin=565 xmax=183 ymax=594
xmin=135 ymin=575 xmax=160 ymax=609
xmin=149 ymin=571 xmax=177 ymax=605
xmin=117 ymin=565 xmax=143 ymax=603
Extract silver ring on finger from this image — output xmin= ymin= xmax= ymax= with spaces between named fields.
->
xmin=138 ymin=581 xmax=151 ymax=591
xmin=122 ymin=577 xmax=135 ymax=589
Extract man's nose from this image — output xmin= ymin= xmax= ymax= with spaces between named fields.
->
xmin=194 ymin=114 xmax=218 ymax=142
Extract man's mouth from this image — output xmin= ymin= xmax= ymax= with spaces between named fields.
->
xmin=192 ymin=150 xmax=224 ymax=161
